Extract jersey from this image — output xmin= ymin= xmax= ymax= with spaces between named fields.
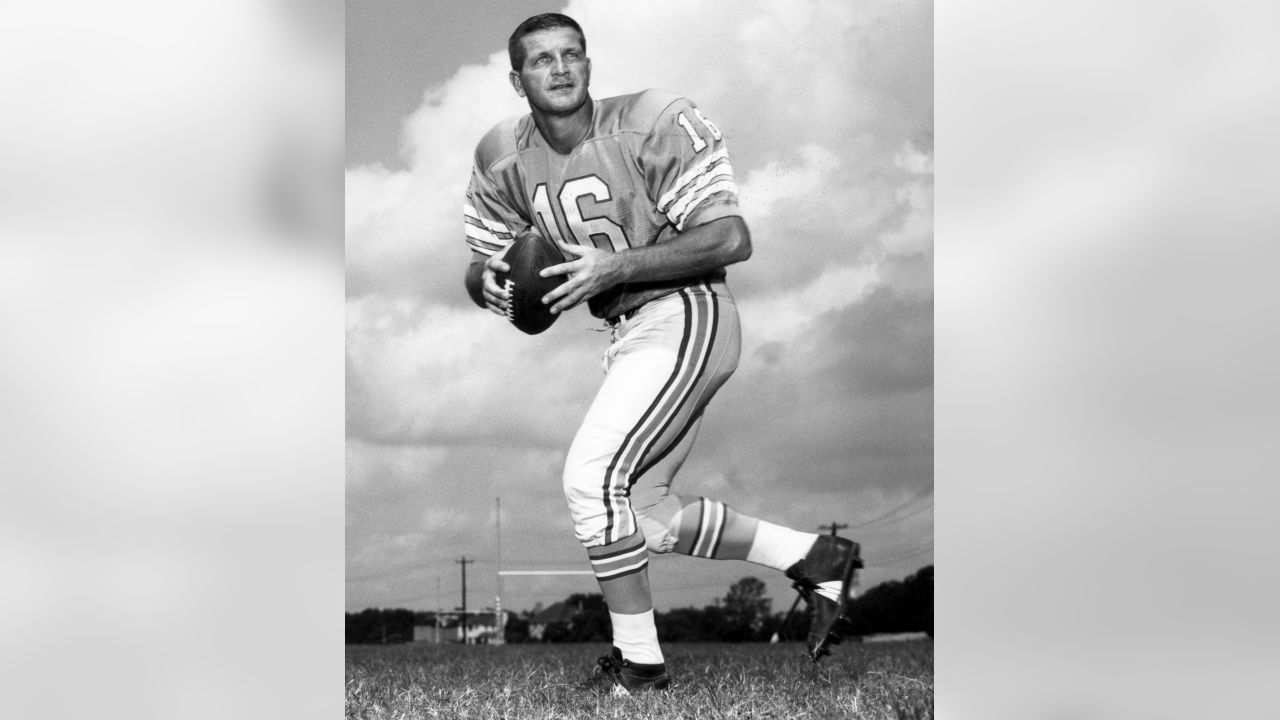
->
xmin=463 ymin=89 xmax=741 ymax=320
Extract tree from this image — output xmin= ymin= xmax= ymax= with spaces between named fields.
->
xmin=504 ymin=613 xmax=530 ymax=643
xmin=564 ymin=593 xmax=611 ymax=642
xmin=345 ymin=608 xmax=415 ymax=644
xmin=844 ymin=565 xmax=933 ymax=637
xmin=655 ymin=607 xmax=702 ymax=642
xmin=655 ymin=605 xmax=729 ymax=642
xmin=723 ymin=577 xmax=771 ymax=641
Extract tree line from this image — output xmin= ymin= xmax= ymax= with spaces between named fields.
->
xmin=346 ymin=565 xmax=932 ymax=645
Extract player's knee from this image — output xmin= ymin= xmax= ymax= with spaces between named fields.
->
xmin=564 ymin=497 xmax=608 ymax=548
xmin=561 ymin=480 xmax=600 ymax=528
xmin=637 ymin=513 xmax=678 ymax=554
xmin=632 ymin=492 xmax=682 ymax=554
xmin=561 ymin=448 xmax=596 ymax=501
xmin=562 ymin=462 xmax=623 ymax=547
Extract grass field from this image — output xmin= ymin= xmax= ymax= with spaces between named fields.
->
xmin=346 ymin=639 xmax=933 ymax=719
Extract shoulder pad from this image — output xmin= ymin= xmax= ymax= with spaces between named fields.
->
xmin=474 ymin=115 xmax=527 ymax=171
xmin=615 ymin=89 xmax=685 ymax=132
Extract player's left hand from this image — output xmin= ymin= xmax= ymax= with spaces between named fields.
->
xmin=539 ymin=242 xmax=624 ymax=314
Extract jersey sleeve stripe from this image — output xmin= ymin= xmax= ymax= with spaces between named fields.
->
xmin=463 ymin=204 xmax=514 ymax=238
xmin=465 ymin=225 xmax=505 ymax=254
xmin=463 ymin=214 xmax=492 ymax=232
xmin=672 ymin=179 xmax=738 ymax=231
xmin=657 ymin=148 xmax=731 ymax=212
xmin=665 ymin=164 xmax=735 ymax=227
xmin=465 ymin=217 xmax=512 ymax=243
xmin=464 ymin=217 xmax=499 ymax=243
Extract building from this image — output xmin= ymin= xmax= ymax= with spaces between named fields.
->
xmin=526 ymin=601 xmax=578 ymax=641
xmin=412 ymin=610 xmax=509 ymax=644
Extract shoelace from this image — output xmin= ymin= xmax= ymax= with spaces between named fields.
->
xmin=791 ymin=577 xmax=817 ymax=596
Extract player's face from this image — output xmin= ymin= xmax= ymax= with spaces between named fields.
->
xmin=510 ymin=28 xmax=591 ymax=116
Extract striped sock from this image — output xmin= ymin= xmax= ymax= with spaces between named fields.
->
xmin=672 ymin=497 xmax=759 ymax=560
xmin=587 ymin=530 xmax=652 ymax=615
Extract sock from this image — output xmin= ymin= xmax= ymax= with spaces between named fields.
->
xmin=610 ymin=609 xmax=663 ymax=664
xmin=750 ymin=528 xmax=848 ymax=604
xmin=671 ymin=496 xmax=758 ymax=560
xmin=587 ymin=530 xmax=653 ymax=614
xmin=745 ymin=521 xmax=818 ymax=572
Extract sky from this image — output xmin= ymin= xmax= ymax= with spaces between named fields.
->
xmin=345 ymin=0 xmax=933 ymax=616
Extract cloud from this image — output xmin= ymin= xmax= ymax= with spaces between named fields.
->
xmin=346 ymin=0 xmax=933 ymax=611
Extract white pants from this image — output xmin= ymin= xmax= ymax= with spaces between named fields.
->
xmin=562 ymin=280 xmax=740 ymax=550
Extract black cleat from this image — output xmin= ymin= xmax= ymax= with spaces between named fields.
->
xmin=594 ymin=647 xmax=671 ymax=695
xmin=785 ymin=535 xmax=863 ymax=662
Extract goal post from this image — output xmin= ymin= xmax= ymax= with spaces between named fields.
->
xmin=498 ymin=570 xmax=594 ymax=576
xmin=494 ymin=497 xmax=595 ymax=644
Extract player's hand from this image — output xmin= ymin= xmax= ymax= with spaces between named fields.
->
xmin=480 ymin=246 xmax=512 ymax=316
xmin=540 ymin=242 xmax=624 ymax=314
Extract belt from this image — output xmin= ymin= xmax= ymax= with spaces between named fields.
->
xmin=606 ymin=308 xmax=639 ymax=327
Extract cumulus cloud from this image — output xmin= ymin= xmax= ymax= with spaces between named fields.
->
xmin=346 ymin=0 xmax=933 ymax=612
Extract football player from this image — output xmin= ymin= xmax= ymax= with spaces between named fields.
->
xmin=463 ymin=13 xmax=862 ymax=694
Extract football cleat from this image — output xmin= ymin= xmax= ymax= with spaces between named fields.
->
xmin=784 ymin=535 xmax=863 ymax=662
xmin=594 ymin=647 xmax=670 ymax=695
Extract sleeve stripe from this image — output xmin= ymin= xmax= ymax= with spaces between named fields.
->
xmin=665 ymin=164 xmax=735 ymax=226
xmin=657 ymin=148 xmax=731 ymax=211
xmin=673 ymin=179 xmax=738 ymax=231
xmin=464 ymin=219 xmax=498 ymax=245
xmin=463 ymin=204 xmax=514 ymax=238
xmin=465 ymin=216 xmax=511 ymax=241
xmin=465 ymin=225 xmax=505 ymax=254
xmin=465 ymin=240 xmax=503 ymax=256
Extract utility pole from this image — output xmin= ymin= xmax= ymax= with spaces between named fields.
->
xmin=456 ymin=557 xmax=473 ymax=644
xmin=819 ymin=522 xmax=848 ymax=537
xmin=817 ymin=521 xmax=859 ymax=593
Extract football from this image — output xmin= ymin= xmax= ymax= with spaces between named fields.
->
xmin=495 ymin=229 xmax=567 ymax=335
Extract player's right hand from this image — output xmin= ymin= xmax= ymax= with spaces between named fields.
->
xmin=480 ymin=246 xmax=512 ymax=316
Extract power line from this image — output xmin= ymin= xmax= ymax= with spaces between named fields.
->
xmin=854 ymin=500 xmax=934 ymax=533
xmin=866 ymin=542 xmax=934 ymax=568
xmin=847 ymin=483 xmax=934 ymax=530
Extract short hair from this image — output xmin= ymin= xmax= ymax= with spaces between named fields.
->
xmin=507 ymin=13 xmax=586 ymax=71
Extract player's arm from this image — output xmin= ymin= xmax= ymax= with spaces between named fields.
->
xmin=463 ymin=145 xmax=526 ymax=315
xmin=465 ymin=249 xmax=512 ymax=315
xmin=539 ymin=216 xmax=750 ymax=314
